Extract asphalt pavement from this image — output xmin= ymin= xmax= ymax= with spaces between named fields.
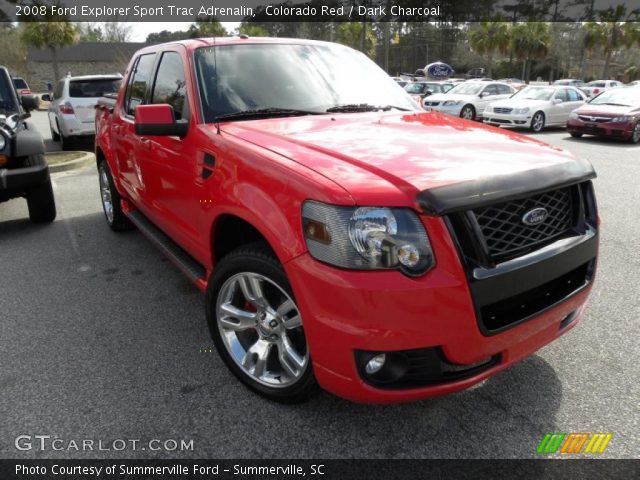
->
xmin=0 ymin=112 xmax=638 ymax=459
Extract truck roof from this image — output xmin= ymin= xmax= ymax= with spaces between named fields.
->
xmin=135 ymin=36 xmax=337 ymax=55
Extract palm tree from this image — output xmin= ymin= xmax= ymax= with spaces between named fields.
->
xmin=584 ymin=6 xmax=634 ymax=78
xmin=468 ymin=21 xmax=511 ymax=79
xmin=511 ymin=22 xmax=551 ymax=82
xmin=21 ymin=22 xmax=78 ymax=82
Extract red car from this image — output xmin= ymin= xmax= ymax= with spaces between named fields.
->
xmin=567 ymin=87 xmax=640 ymax=143
xmin=95 ymin=37 xmax=598 ymax=404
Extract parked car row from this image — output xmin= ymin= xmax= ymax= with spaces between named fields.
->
xmin=393 ymin=73 xmax=640 ymax=143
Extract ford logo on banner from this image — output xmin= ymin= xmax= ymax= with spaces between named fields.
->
xmin=425 ymin=62 xmax=454 ymax=78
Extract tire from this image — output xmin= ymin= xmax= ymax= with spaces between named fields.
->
xmin=570 ymin=132 xmax=583 ymax=138
xmin=98 ymin=160 xmax=133 ymax=231
xmin=60 ymin=132 xmax=73 ymax=151
xmin=50 ymin=124 xmax=60 ymax=142
xmin=205 ymin=242 xmax=317 ymax=403
xmin=460 ymin=104 xmax=475 ymax=120
xmin=631 ymin=122 xmax=640 ymax=144
xmin=23 ymin=155 xmax=56 ymax=223
xmin=530 ymin=111 xmax=545 ymax=132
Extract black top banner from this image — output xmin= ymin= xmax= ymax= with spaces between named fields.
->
xmin=1 ymin=0 xmax=639 ymax=23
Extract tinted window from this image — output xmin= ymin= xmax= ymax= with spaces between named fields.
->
xmin=124 ymin=53 xmax=156 ymax=116
xmin=151 ymin=52 xmax=188 ymax=120
xmin=0 ymin=73 xmax=16 ymax=111
xmin=497 ymin=84 xmax=513 ymax=94
xmin=69 ymin=79 xmax=121 ymax=98
xmin=12 ymin=78 xmax=28 ymax=89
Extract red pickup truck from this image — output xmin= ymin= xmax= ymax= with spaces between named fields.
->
xmin=95 ymin=37 xmax=598 ymax=404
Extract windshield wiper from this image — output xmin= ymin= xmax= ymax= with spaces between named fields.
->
xmin=215 ymin=108 xmax=322 ymax=122
xmin=326 ymin=104 xmax=411 ymax=113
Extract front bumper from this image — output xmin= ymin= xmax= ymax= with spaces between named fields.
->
xmin=285 ymin=216 xmax=596 ymax=404
xmin=484 ymin=112 xmax=532 ymax=128
xmin=428 ymin=104 xmax=463 ymax=117
xmin=0 ymin=164 xmax=49 ymax=192
xmin=567 ymin=119 xmax=635 ymax=139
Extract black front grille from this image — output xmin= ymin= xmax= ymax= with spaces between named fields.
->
xmin=446 ymin=181 xmax=598 ymax=334
xmin=472 ymin=188 xmax=574 ymax=261
xmin=578 ymin=115 xmax=611 ymax=123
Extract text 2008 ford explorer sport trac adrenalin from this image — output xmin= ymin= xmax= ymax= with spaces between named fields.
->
xmin=95 ymin=38 xmax=598 ymax=404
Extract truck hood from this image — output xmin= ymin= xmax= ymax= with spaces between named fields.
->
xmin=219 ymin=111 xmax=594 ymax=212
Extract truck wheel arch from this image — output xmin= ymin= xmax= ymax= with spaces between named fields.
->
xmin=211 ymin=212 xmax=302 ymax=269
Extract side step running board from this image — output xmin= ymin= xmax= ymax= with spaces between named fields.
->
xmin=127 ymin=210 xmax=207 ymax=284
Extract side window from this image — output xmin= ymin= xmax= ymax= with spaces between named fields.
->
xmin=555 ymin=89 xmax=568 ymax=102
xmin=124 ymin=53 xmax=156 ymax=116
xmin=151 ymin=52 xmax=189 ymax=121
xmin=567 ymin=89 xmax=580 ymax=102
xmin=497 ymin=84 xmax=513 ymax=95
xmin=483 ymin=84 xmax=498 ymax=96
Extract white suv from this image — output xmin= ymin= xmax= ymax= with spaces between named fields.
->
xmin=48 ymin=74 xmax=122 ymax=149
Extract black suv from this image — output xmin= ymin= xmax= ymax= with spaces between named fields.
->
xmin=0 ymin=66 xmax=56 ymax=222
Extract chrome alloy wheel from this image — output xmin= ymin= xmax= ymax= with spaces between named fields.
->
xmin=461 ymin=105 xmax=474 ymax=120
xmin=99 ymin=165 xmax=114 ymax=223
xmin=531 ymin=112 xmax=545 ymax=132
xmin=216 ymin=272 xmax=309 ymax=388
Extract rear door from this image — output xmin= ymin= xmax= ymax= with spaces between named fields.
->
xmin=113 ymin=53 xmax=157 ymax=203
xmin=136 ymin=48 xmax=204 ymax=256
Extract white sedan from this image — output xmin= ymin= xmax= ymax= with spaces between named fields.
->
xmin=423 ymin=81 xmax=515 ymax=120
xmin=483 ymin=85 xmax=586 ymax=132
xmin=582 ymin=79 xmax=623 ymax=97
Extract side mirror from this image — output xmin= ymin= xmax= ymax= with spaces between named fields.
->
xmin=480 ymin=92 xmax=489 ymax=98
xmin=134 ymin=104 xmax=188 ymax=137
xmin=553 ymin=98 xmax=563 ymax=104
xmin=41 ymin=94 xmax=51 ymax=102
xmin=21 ymin=94 xmax=40 ymax=112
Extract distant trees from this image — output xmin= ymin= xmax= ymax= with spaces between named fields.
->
xmin=20 ymin=0 xmax=79 ymax=80
xmin=584 ymin=6 xmax=639 ymax=78
xmin=468 ymin=21 xmax=510 ymax=78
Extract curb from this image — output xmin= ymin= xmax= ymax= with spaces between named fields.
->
xmin=46 ymin=151 xmax=95 ymax=173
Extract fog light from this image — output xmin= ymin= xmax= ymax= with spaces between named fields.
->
xmin=0 ymin=155 xmax=7 ymax=166
xmin=365 ymin=354 xmax=386 ymax=375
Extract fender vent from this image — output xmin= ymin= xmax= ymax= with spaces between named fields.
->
xmin=202 ymin=153 xmax=215 ymax=180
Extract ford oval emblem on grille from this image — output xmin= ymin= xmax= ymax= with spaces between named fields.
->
xmin=522 ymin=207 xmax=548 ymax=226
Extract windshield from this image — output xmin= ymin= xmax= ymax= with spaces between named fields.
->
xmin=447 ymin=83 xmax=483 ymax=95
xmin=69 ymin=78 xmax=121 ymax=98
xmin=589 ymin=88 xmax=640 ymax=107
xmin=194 ymin=43 xmax=416 ymax=122
xmin=513 ymin=87 xmax=554 ymax=101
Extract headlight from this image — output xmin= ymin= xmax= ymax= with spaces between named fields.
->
xmin=569 ymin=111 xmax=579 ymax=120
xmin=302 ymin=201 xmax=435 ymax=276
xmin=442 ymin=100 xmax=461 ymax=107
xmin=513 ymin=107 xmax=530 ymax=114
xmin=610 ymin=116 xmax=630 ymax=122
